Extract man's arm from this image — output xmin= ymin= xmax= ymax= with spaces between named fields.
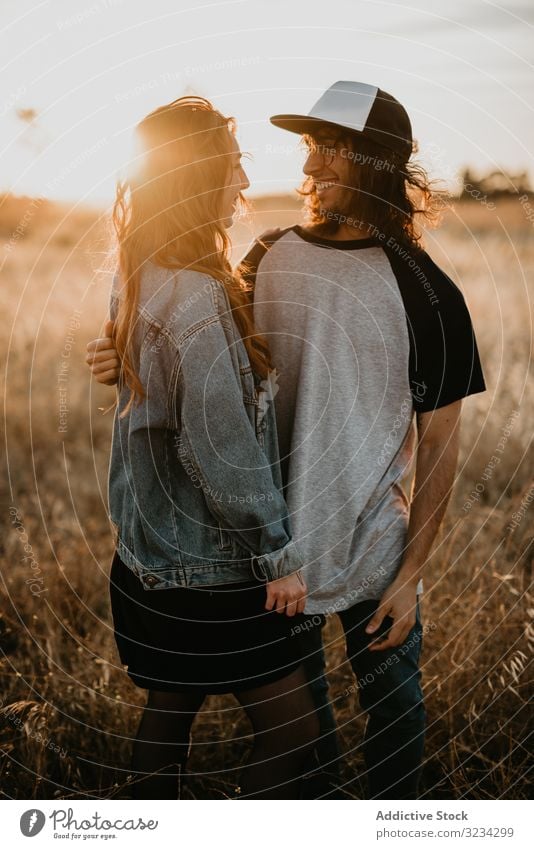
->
xmin=86 ymin=320 xmax=120 ymax=385
xmin=366 ymin=399 xmax=462 ymax=650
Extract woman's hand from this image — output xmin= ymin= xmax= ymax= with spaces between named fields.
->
xmin=265 ymin=570 xmax=307 ymax=617
xmin=85 ymin=320 xmax=120 ymax=385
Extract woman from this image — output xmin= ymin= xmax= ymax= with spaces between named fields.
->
xmin=88 ymin=96 xmax=318 ymax=800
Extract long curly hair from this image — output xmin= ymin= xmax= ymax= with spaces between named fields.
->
xmin=112 ymin=95 xmax=271 ymax=414
xmin=299 ymin=129 xmax=445 ymax=252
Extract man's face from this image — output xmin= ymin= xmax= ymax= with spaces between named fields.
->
xmin=302 ymin=126 xmax=355 ymax=213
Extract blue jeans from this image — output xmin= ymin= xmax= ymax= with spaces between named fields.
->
xmin=298 ymin=599 xmax=426 ymax=799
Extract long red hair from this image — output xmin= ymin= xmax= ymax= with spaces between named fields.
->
xmin=112 ymin=95 xmax=270 ymax=414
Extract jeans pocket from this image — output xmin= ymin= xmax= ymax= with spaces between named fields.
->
xmin=415 ymin=596 xmax=423 ymax=653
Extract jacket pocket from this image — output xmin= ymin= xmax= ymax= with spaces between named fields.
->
xmin=239 ymin=364 xmax=258 ymax=406
xmin=217 ymin=522 xmax=233 ymax=550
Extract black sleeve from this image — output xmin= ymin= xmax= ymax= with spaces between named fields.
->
xmin=384 ymin=246 xmax=486 ymax=412
xmin=237 ymin=227 xmax=294 ymax=289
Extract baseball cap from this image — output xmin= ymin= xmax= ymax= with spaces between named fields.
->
xmin=270 ymin=81 xmax=413 ymax=158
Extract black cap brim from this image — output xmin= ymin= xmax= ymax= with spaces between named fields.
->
xmin=269 ymin=114 xmax=339 ymax=135
xmin=270 ymin=110 xmax=412 ymax=157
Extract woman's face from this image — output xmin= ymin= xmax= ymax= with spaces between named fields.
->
xmin=220 ymin=133 xmax=250 ymax=228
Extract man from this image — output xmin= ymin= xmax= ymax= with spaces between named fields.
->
xmin=87 ymin=81 xmax=486 ymax=799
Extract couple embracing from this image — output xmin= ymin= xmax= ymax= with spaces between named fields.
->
xmin=86 ymin=81 xmax=486 ymax=800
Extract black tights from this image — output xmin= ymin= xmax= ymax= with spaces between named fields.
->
xmin=129 ymin=665 xmax=319 ymax=799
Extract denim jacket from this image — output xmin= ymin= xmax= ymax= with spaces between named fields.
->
xmin=107 ymin=262 xmax=303 ymax=590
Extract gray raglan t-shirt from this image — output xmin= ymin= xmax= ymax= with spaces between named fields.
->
xmin=240 ymin=226 xmax=486 ymax=614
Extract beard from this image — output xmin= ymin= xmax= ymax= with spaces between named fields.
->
xmin=313 ymin=184 xmax=366 ymax=236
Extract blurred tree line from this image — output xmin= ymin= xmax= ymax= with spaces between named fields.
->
xmin=459 ymin=167 xmax=532 ymax=199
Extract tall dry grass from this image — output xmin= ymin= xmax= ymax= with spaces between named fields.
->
xmin=0 ymin=192 xmax=532 ymax=799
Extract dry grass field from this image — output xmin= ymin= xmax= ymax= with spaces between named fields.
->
xmin=0 ymin=191 xmax=532 ymax=799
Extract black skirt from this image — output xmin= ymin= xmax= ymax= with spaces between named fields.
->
xmin=109 ymin=551 xmax=305 ymax=694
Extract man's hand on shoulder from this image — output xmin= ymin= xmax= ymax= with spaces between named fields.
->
xmin=85 ymin=319 xmax=120 ymax=386
xmin=257 ymin=227 xmax=282 ymax=244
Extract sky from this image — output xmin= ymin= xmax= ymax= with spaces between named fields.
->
xmin=0 ymin=0 xmax=532 ymax=203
